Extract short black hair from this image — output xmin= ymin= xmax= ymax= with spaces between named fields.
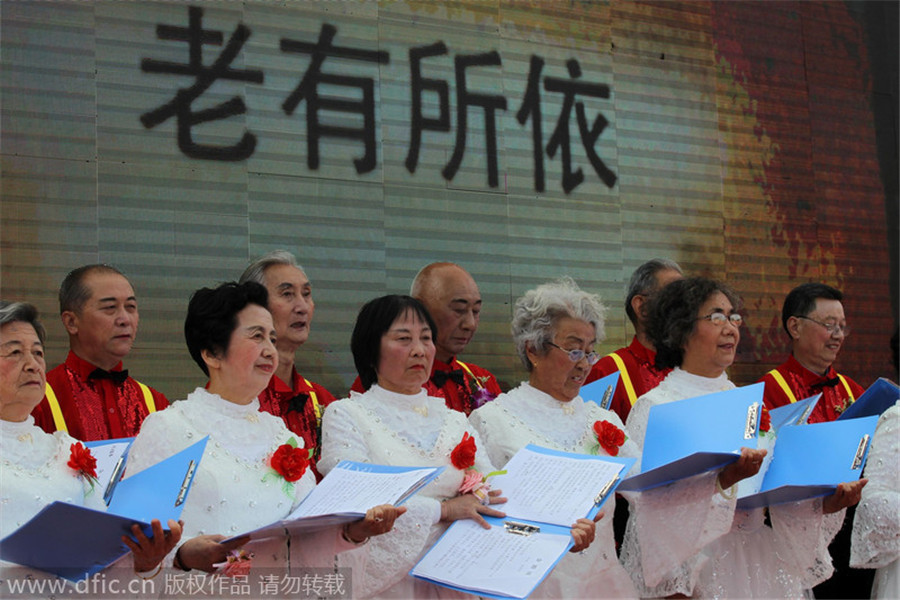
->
xmin=647 ymin=276 xmax=741 ymax=370
xmin=184 ymin=281 xmax=269 ymax=376
xmin=781 ymin=283 xmax=843 ymax=335
xmin=59 ymin=264 xmax=128 ymax=314
xmin=351 ymin=295 xmax=437 ymax=391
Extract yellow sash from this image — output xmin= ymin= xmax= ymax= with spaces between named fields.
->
xmin=609 ymin=353 xmax=638 ymax=406
xmin=456 ymin=360 xmax=478 ymax=387
xmin=766 ymin=370 xmax=856 ymax=403
xmin=301 ymin=378 xmax=322 ymax=428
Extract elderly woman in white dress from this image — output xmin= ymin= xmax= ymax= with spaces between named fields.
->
xmin=0 ymin=301 xmax=178 ymax=591
xmin=623 ymin=276 xmax=865 ymax=597
xmin=469 ymin=277 xmax=639 ymax=598
xmin=320 ymin=294 xmax=593 ymax=598
xmin=850 ymin=400 xmax=900 ymax=599
xmin=125 ymin=282 xmax=401 ymax=578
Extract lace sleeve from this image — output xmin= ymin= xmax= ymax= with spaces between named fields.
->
xmin=851 ymin=404 xmax=900 ymax=569
xmin=123 ymin=411 xmax=182 ymax=476
xmin=768 ymin=498 xmax=843 ymax=588
xmin=338 ymin=495 xmax=445 ymax=597
xmin=625 ymin=396 xmax=653 ymax=470
xmin=318 ymin=400 xmax=369 ymax=475
xmin=620 ymin=470 xmax=736 ymax=596
xmin=469 ymin=403 xmax=511 ymax=470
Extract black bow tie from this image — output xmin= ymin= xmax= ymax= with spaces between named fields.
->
xmin=287 ymin=393 xmax=309 ymax=413
xmin=811 ymin=376 xmax=841 ymax=389
xmin=89 ymin=368 xmax=129 ymax=385
xmin=432 ymin=369 xmax=466 ymax=388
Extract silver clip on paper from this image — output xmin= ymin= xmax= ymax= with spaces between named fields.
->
xmin=851 ymin=435 xmax=870 ymax=470
xmin=600 ymin=385 xmax=614 ymax=411
xmin=594 ymin=477 xmax=618 ymax=506
xmin=102 ymin=456 xmax=126 ymax=506
xmin=504 ymin=521 xmax=540 ymax=537
xmin=744 ymin=402 xmax=760 ymax=440
xmin=175 ymin=460 xmax=197 ymax=507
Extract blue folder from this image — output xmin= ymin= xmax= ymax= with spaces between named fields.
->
xmin=411 ymin=444 xmax=635 ymax=599
xmin=85 ymin=436 xmax=134 ymax=505
xmin=0 ymin=436 xmax=207 ymax=581
xmin=837 ymin=378 xmax=899 ymax=421
xmin=580 ymin=372 xmax=620 ymax=411
xmin=736 ymin=415 xmax=879 ymax=509
xmin=618 ymin=383 xmax=764 ymax=492
xmin=230 ymin=461 xmax=445 ymax=540
xmin=768 ymin=394 xmax=821 ymax=431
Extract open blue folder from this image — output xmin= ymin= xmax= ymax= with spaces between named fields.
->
xmin=410 ymin=445 xmax=635 ymax=599
xmin=85 ymin=437 xmax=133 ymax=505
xmin=736 ymin=415 xmax=879 ymax=509
xmin=580 ymin=372 xmax=620 ymax=411
xmin=768 ymin=394 xmax=821 ymax=431
xmin=230 ymin=461 xmax=444 ymax=540
xmin=618 ymin=383 xmax=764 ymax=492
xmin=0 ymin=436 xmax=207 ymax=581
xmin=838 ymin=378 xmax=899 ymax=421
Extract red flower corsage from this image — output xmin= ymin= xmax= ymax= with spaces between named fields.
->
xmin=269 ymin=440 xmax=309 ymax=482
xmin=68 ymin=442 xmax=99 ymax=491
xmin=450 ymin=432 xmax=477 ymax=470
xmin=759 ymin=406 xmax=772 ymax=433
xmin=592 ymin=420 xmax=626 ymax=456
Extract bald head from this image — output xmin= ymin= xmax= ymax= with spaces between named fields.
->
xmin=411 ymin=263 xmax=482 ymax=363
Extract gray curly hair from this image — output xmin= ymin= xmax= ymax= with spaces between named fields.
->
xmin=511 ymin=277 xmax=607 ymax=371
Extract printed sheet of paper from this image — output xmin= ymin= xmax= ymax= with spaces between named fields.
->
xmin=490 ymin=447 xmax=624 ymax=526
xmin=288 ymin=465 xmax=439 ymax=518
xmin=232 ymin=463 xmax=442 ymax=540
xmin=410 ymin=519 xmax=571 ymax=599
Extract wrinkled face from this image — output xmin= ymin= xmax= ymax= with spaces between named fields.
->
xmin=528 ymin=317 xmax=596 ymax=403
xmin=262 ymin=263 xmax=314 ymax=350
xmin=65 ymin=272 xmax=138 ymax=370
xmin=681 ymin=291 xmax=740 ymax=378
xmin=0 ymin=321 xmax=47 ymax=420
xmin=790 ymin=298 xmax=847 ymax=374
xmin=418 ymin=268 xmax=481 ymax=363
xmin=207 ymin=304 xmax=277 ymax=404
xmin=376 ymin=310 xmax=436 ymax=395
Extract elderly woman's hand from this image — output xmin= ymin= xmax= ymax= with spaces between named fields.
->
xmin=717 ymin=447 xmax=767 ymax=490
xmin=124 ymin=519 xmax=183 ymax=573
xmin=174 ymin=534 xmax=251 ymax=573
xmin=568 ymin=517 xmax=597 ymax=553
xmin=822 ymin=479 xmax=867 ymax=514
xmin=440 ymin=489 xmax=507 ymax=529
xmin=343 ymin=504 xmax=407 ymax=543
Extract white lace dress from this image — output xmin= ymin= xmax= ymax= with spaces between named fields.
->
xmin=125 ymin=388 xmax=353 ymax=575
xmin=623 ymin=367 xmax=844 ymax=598
xmin=0 ymin=417 xmax=107 ymax=592
xmin=319 ymin=384 xmax=497 ymax=599
xmin=468 ymin=381 xmax=639 ymax=598
xmin=850 ymin=402 xmax=900 ymax=599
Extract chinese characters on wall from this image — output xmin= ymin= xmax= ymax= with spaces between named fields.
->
xmin=141 ymin=6 xmax=617 ymax=194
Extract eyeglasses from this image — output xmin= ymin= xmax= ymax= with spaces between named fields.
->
xmin=795 ymin=315 xmax=850 ymax=337
xmin=697 ymin=312 xmax=743 ymax=327
xmin=547 ymin=342 xmax=600 ymax=365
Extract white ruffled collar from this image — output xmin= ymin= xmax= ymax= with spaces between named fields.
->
xmin=509 ymin=381 xmax=587 ymax=418
xmin=663 ymin=367 xmax=733 ymax=395
xmin=185 ymin=386 xmax=261 ymax=415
